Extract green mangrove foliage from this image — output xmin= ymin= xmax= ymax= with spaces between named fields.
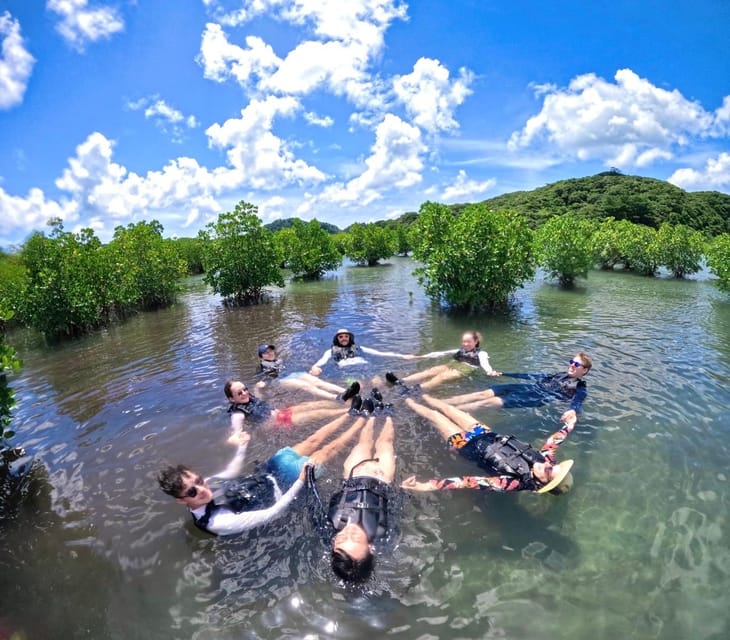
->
xmin=591 ymin=218 xmax=659 ymax=275
xmin=199 ymin=201 xmax=284 ymax=304
xmin=275 ymin=219 xmax=341 ymax=279
xmin=411 ymin=202 xmax=535 ymax=310
xmin=20 ymin=218 xmax=185 ymax=339
xmin=534 ymin=214 xmax=596 ymax=286
xmin=344 ymin=222 xmax=397 ymax=266
xmin=654 ymin=222 xmax=705 ymax=278
xmin=706 ymin=234 xmax=730 ymax=293
xmin=0 ymin=310 xmax=21 ymax=455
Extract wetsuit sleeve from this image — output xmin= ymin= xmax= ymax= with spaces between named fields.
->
xmin=204 ymin=479 xmax=305 ymax=536
xmin=360 ymin=346 xmax=416 ymax=358
xmin=477 ymin=350 xmax=495 ymax=375
xmin=570 ymin=383 xmax=587 ymax=412
xmin=210 ymin=443 xmax=249 ymax=480
xmin=429 ymin=475 xmax=524 ymax=492
xmin=500 ymin=372 xmax=549 ymax=380
xmin=539 ymin=421 xmax=575 ymax=463
xmin=312 ymin=349 xmax=331 ymax=368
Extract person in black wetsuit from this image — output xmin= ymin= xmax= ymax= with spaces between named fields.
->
xmin=440 ymin=352 xmax=592 ymax=427
xmin=308 ymin=415 xmax=398 ymax=582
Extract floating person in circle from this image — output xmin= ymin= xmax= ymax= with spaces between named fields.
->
xmin=307 ymin=415 xmax=399 ymax=583
xmin=308 ymin=328 xmax=419 ymax=377
xmin=224 ymin=379 xmax=348 ymax=431
xmin=401 ymin=394 xmax=574 ymax=495
xmin=255 ymin=344 xmax=354 ymax=401
xmin=384 ymin=329 xmax=501 ymax=392
xmin=439 ymin=352 xmax=592 ymax=428
xmin=158 ymin=413 xmax=366 ymax=536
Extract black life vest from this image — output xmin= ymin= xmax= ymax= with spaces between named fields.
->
xmin=259 ymin=357 xmax=284 ymax=378
xmin=327 ymin=477 xmax=388 ymax=543
xmin=539 ymin=373 xmax=582 ymax=398
xmin=461 ymin=432 xmax=545 ymax=486
xmin=331 ymin=344 xmax=359 ymax=362
xmin=192 ymin=474 xmax=277 ymax=534
xmin=453 ymin=347 xmax=481 ymax=367
xmin=227 ymin=396 xmax=269 ymax=420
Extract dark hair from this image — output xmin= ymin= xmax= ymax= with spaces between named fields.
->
xmin=158 ymin=464 xmax=192 ymax=498
xmin=331 ymin=549 xmax=374 ymax=583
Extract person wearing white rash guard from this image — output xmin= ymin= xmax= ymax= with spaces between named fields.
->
xmin=158 ymin=413 xmax=366 ymax=536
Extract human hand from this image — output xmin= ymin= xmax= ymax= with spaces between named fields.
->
xmin=309 ymin=366 xmax=322 ymax=376
xmin=255 ymin=380 xmax=267 ymax=390
xmin=401 ymin=475 xmax=436 ymax=492
xmin=561 ymin=410 xmax=577 ymax=430
xmin=227 ymin=430 xmax=251 ymax=447
xmin=488 ymin=370 xmax=501 ymax=377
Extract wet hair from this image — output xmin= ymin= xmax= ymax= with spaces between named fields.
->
xmin=331 ymin=549 xmax=374 ymax=583
xmin=158 ymin=464 xmax=193 ymax=498
xmin=223 ymin=379 xmax=239 ymax=400
xmin=575 ymin=352 xmax=593 ymax=371
xmin=463 ymin=330 xmax=482 ymax=348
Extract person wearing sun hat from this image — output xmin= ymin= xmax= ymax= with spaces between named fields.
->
xmin=401 ymin=394 xmax=575 ymax=496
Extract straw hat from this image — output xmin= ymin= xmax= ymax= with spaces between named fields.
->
xmin=535 ymin=459 xmax=574 ymax=494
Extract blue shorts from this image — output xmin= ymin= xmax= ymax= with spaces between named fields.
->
xmin=266 ymin=446 xmax=308 ymax=490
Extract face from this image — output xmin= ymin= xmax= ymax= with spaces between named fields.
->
xmin=531 ymin=461 xmax=554 ymax=485
xmin=176 ymin=471 xmax=212 ymax=509
xmin=336 ymin=333 xmax=351 ymax=345
xmin=260 ymin=347 xmax=276 ymax=361
xmin=567 ymin=355 xmax=588 ymax=377
xmin=332 ymin=523 xmax=370 ymax=561
xmin=229 ymin=381 xmax=250 ymax=403
xmin=461 ymin=332 xmax=478 ymax=351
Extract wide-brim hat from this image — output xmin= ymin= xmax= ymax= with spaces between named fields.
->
xmin=536 ymin=459 xmax=574 ymax=494
xmin=258 ymin=344 xmax=275 ymax=356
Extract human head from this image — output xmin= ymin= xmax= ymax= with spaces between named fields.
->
xmin=567 ymin=352 xmax=592 ymax=377
xmin=158 ymin=465 xmax=212 ymax=509
xmin=461 ymin=330 xmax=482 ymax=350
xmin=258 ymin=344 xmax=276 ymax=359
xmin=331 ymin=523 xmax=374 ymax=582
xmin=532 ymin=459 xmax=574 ymax=494
xmin=224 ymin=379 xmax=250 ymax=403
xmin=333 ymin=329 xmax=355 ymax=347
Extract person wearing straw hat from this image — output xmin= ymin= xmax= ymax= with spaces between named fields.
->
xmin=401 ymin=394 xmax=575 ymax=495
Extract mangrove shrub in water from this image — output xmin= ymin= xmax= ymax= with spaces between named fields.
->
xmin=344 ymin=222 xmax=397 ymax=266
xmin=199 ymin=201 xmax=284 ymax=304
xmin=706 ymin=233 xmax=730 ymax=293
xmin=274 ymin=219 xmax=341 ymax=279
xmin=535 ymin=213 xmax=595 ymax=286
xmin=411 ymin=202 xmax=535 ymax=310
xmin=655 ymin=222 xmax=705 ymax=278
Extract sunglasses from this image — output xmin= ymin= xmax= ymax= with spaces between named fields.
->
xmin=182 ymin=475 xmax=205 ymax=499
xmin=568 ymin=359 xmax=585 ymax=368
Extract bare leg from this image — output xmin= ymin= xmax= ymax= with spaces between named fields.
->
xmin=419 ymin=368 xmax=464 ymax=390
xmin=402 ymin=365 xmax=449 ymax=384
xmin=342 ymin=417 xmax=376 ymax=477
xmin=421 ymin=394 xmax=491 ymax=431
xmin=373 ymin=416 xmax=396 ymax=483
xmin=290 ymin=407 xmax=348 ymax=425
xmin=299 ymin=417 xmax=367 ymax=462
xmin=291 ymin=399 xmax=342 ymax=411
xmin=293 ymin=414 xmax=358 ymax=455
xmin=280 ymin=378 xmax=340 ymax=400
xmin=452 ymin=398 xmax=504 ymax=412
xmin=404 ymin=397 xmax=462 ymax=441
xmin=441 ymin=389 xmax=496 ymax=404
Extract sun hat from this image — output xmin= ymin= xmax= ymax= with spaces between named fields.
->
xmin=535 ymin=459 xmax=574 ymax=494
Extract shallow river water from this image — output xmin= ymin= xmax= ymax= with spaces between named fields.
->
xmin=1 ymin=258 xmax=729 ymax=640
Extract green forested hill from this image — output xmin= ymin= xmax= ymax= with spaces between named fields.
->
xmin=472 ymin=171 xmax=730 ymax=235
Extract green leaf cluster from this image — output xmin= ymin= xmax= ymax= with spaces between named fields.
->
xmin=535 ymin=214 xmax=596 ymax=286
xmin=706 ymin=234 xmax=730 ymax=292
xmin=591 ymin=218 xmax=659 ymax=275
xmin=654 ymin=222 xmax=705 ymax=278
xmin=411 ymin=202 xmax=535 ymax=310
xmin=19 ymin=218 xmax=186 ymax=339
xmin=199 ymin=201 xmax=284 ymax=304
xmin=344 ymin=223 xmax=397 ymax=266
xmin=274 ymin=219 xmax=341 ymax=279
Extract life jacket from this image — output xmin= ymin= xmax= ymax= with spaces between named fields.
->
xmin=227 ymin=396 xmax=269 ymax=420
xmin=539 ymin=373 xmax=583 ymax=397
xmin=453 ymin=347 xmax=481 ymax=367
xmin=192 ymin=474 xmax=277 ymax=534
xmin=331 ymin=344 xmax=359 ymax=362
xmin=327 ymin=476 xmax=388 ymax=543
xmin=462 ymin=432 xmax=545 ymax=486
xmin=259 ymin=357 xmax=284 ymax=378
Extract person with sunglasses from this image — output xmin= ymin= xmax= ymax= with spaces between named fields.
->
xmin=157 ymin=413 xmax=367 ymax=536
xmin=437 ymin=352 xmax=592 ymax=428
xmin=307 ymin=415 xmax=399 ymax=583
xmin=401 ymin=394 xmax=575 ymax=496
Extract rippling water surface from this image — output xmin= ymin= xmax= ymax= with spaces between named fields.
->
xmin=2 ymin=259 xmax=729 ymax=640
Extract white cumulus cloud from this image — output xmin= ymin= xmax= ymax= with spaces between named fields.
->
xmin=441 ymin=170 xmax=496 ymax=202
xmin=668 ymin=152 xmax=730 ymax=191
xmin=47 ymin=0 xmax=124 ymax=52
xmin=0 ymin=12 xmax=36 ymax=110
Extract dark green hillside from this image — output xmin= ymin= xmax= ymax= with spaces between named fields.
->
xmin=478 ymin=171 xmax=730 ymax=235
xmin=265 ymin=217 xmax=341 ymax=234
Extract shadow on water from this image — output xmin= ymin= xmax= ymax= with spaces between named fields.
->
xmin=3 ymin=260 xmax=730 ymax=639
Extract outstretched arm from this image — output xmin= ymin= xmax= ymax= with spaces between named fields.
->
xmin=361 ymin=346 xmax=419 ymax=359
xmin=539 ymin=420 xmax=575 ymax=463
xmin=215 ymin=429 xmax=251 ymax=479
xmin=309 ymin=349 xmax=332 ymax=375
xmin=401 ymin=474 xmax=522 ymax=492
xmin=478 ymin=351 xmax=500 ymax=376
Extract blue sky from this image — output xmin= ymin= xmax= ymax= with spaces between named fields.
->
xmin=1 ymin=0 xmax=729 ymax=249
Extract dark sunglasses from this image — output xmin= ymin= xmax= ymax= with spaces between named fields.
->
xmin=569 ymin=359 xmax=584 ymax=368
xmin=182 ymin=475 xmax=205 ymax=498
